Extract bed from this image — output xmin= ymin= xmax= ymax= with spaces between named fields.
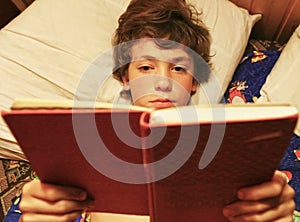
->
xmin=0 ymin=0 xmax=300 ymax=220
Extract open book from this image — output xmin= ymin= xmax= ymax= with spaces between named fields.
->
xmin=2 ymin=99 xmax=299 ymax=222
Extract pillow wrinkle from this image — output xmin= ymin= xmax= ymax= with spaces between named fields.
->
xmin=2 ymin=29 xmax=93 ymax=61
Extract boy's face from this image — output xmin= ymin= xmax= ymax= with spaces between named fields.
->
xmin=126 ymin=38 xmax=197 ymax=109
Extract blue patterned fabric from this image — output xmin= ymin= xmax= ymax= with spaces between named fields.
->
xmin=224 ymin=50 xmax=281 ymax=103
xmin=3 ymin=195 xmax=21 ymax=222
xmin=279 ymin=135 xmax=300 ymax=212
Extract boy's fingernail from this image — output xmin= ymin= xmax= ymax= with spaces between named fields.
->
xmin=222 ymin=209 xmax=229 ymax=217
xmin=72 ymin=190 xmax=87 ymax=200
xmin=79 ymin=192 xmax=88 ymax=200
xmin=222 ymin=207 xmax=231 ymax=217
xmin=227 ymin=217 xmax=234 ymax=221
xmin=237 ymin=190 xmax=245 ymax=199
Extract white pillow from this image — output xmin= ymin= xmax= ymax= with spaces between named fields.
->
xmin=0 ymin=0 xmax=260 ymax=159
xmin=257 ymin=24 xmax=300 ymax=136
xmin=189 ymin=0 xmax=261 ymax=105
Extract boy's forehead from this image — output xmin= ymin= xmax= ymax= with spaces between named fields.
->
xmin=130 ymin=38 xmax=192 ymax=63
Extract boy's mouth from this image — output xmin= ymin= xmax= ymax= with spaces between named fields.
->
xmin=150 ymin=98 xmax=175 ymax=109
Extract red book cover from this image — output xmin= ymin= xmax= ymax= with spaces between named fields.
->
xmin=2 ymin=108 xmax=150 ymax=215
xmin=2 ymin=101 xmax=298 ymax=221
xmin=139 ymin=105 xmax=298 ymax=222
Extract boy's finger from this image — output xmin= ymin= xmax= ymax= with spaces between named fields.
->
xmin=23 ymin=180 xmax=88 ymax=201
xmin=237 ymin=171 xmax=287 ymax=201
xmin=20 ymin=196 xmax=94 ymax=214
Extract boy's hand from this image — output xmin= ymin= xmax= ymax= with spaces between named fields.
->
xmin=19 ymin=179 xmax=94 ymax=222
xmin=223 ymin=170 xmax=295 ymax=221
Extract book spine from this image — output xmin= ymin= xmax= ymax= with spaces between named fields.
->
xmin=140 ymin=112 xmax=156 ymax=222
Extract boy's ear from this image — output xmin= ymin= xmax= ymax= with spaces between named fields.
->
xmin=191 ymin=79 xmax=198 ymax=93
xmin=121 ymin=70 xmax=129 ymax=83
xmin=122 ymin=75 xmax=130 ymax=91
xmin=121 ymin=76 xmax=127 ymax=85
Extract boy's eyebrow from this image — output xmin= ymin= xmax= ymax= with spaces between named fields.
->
xmin=133 ymin=55 xmax=156 ymax=61
xmin=171 ymin=56 xmax=191 ymax=64
xmin=133 ymin=55 xmax=192 ymax=64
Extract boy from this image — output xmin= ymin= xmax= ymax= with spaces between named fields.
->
xmin=5 ymin=0 xmax=295 ymax=221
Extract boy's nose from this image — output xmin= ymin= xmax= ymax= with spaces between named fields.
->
xmin=154 ymin=76 xmax=172 ymax=91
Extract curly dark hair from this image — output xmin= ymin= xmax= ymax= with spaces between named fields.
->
xmin=112 ymin=0 xmax=211 ymax=84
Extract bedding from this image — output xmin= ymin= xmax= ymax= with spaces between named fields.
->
xmin=223 ymin=50 xmax=281 ymax=103
xmin=0 ymin=159 xmax=33 ymax=220
xmin=257 ymin=24 xmax=300 ymax=137
xmin=187 ymin=0 xmax=261 ymax=105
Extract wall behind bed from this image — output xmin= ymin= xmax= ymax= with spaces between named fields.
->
xmin=230 ymin=0 xmax=300 ymax=43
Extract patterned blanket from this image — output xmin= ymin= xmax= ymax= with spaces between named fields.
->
xmin=0 ymin=159 xmax=34 ymax=221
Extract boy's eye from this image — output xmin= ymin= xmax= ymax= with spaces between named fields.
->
xmin=172 ymin=66 xmax=187 ymax=72
xmin=139 ymin=66 xmax=152 ymax=71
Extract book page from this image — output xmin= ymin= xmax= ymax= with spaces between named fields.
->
xmin=11 ymin=98 xmax=149 ymax=112
xmin=149 ymin=103 xmax=298 ymax=125
xmin=91 ymin=213 xmax=150 ymax=222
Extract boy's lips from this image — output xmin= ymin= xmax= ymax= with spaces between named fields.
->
xmin=150 ymin=99 xmax=175 ymax=108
